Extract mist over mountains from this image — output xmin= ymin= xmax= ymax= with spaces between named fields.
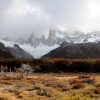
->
xmin=1 ymin=0 xmax=100 ymax=41
xmin=0 ymin=30 xmax=100 ymax=58
xmin=42 ymin=41 xmax=100 ymax=59
xmin=16 ymin=30 xmax=100 ymax=47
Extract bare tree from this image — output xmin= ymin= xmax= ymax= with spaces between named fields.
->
xmin=14 ymin=63 xmax=35 ymax=78
xmin=21 ymin=63 xmax=35 ymax=77
xmin=5 ymin=65 xmax=8 ymax=74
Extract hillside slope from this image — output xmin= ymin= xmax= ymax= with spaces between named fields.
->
xmin=42 ymin=41 xmax=100 ymax=59
xmin=0 ymin=49 xmax=14 ymax=58
xmin=0 ymin=42 xmax=14 ymax=58
xmin=0 ymin=42 xmax=33 ymax=58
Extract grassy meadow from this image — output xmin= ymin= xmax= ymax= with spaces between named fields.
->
xmin=0 ymin=58 xmax=99 ymax=100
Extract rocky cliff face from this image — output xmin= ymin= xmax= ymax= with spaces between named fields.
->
xmin=0 ymin=42 xmax=14 ymax=58
xmin=16 ymin=37 xmax=28 ymax=45
xmin=7 ymin=44 xmax=33 ymax=58
xmin=16 ymin=30 xmax=100 ymax=48
xmin=28 ymin=33 xmax=40 ymax=48
xmin=41 ymin=41 xmax=100 ymax=59
xmin=0 ymin=42 xmax=7 ymax=51
xmin=0 ymin=41 xmax=33 ymax=58
xmin=3 ymin=37 xmax=10 ymax=41
xmin=47 ymin=30 xmax=55 ymax=46
xmin=40 ymin=35 xmax=46 ymax=44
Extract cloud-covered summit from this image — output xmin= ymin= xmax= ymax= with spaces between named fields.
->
xmin=0 ymin=0 xmax=100 ymax=41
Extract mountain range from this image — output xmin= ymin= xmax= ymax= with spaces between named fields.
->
xmin=42 ymin=41 xmax=100 ymax=59
xmin=1 ymin=30 xmax=100 ymax=58
xmin=0 ymin=42 xmax=14 ymax=58
xmin=0 ymin=41 xmax=33 ymax=58
xmin=16 ymin=30 xmax=100 ymax=47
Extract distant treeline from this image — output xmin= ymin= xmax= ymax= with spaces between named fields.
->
xmin=0 ymin=58 xmax=100 ymax=72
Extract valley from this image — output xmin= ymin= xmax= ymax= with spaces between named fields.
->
xmin=0 ymin=72 xmax=99 ymax=100
xmin=1 ymin=0 xmax=100 ymax=99
xmin=1 ymin=31 xmax=100 ymax=58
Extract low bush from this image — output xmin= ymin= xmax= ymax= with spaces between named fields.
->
xmin=78 ymin=74 xmax=90 ymax=79
xmin=93 ymin=88 xmax=100 ymax=94
xmin=81 ymin=78 xmax=96 ymax=84
xmin=37 ymin=87 xmax=53 ymax=97
xmin=0 ymin=58 xmax=100 ymax=73
xmin=68 ymin=78 xmax=82 ymax=85
xmin=72 ymin=83 xmax=85 ymax=89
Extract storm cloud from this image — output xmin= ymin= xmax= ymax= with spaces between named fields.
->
xmin=0 ymin=0 xmax=100 ymax=41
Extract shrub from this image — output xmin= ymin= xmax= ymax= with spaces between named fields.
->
xmin=68 ymin=78 xmax=82 ymax=85
xmin=95 ymin=83 xmax=100 ymax=87
xmin=56 ymin=82 xmax=67 ymax=88
xmin=54 ymin=60 xmax=68 ymax=72
xmin=15 ymin=89 xmax=24 ymax=95
xmin=92 ymin=88 xmax=100 ymax=94
xmin=0 ymin=58 xmax=100 ymax=73
xmin=37 ymin=87 xmax=53 ymax=97
xmin=78 ymin=74 xmax=90 ymax=79
xmin=72 ymin=83 xmax=85 ymax=89
xmin=81 ymin=78 xmax=95 ymax=84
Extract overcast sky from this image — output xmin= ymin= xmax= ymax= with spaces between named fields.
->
xmin=0 ymin=0 xmax=100 ymax=41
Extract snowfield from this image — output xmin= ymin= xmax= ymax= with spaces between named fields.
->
xmin=0 ymin=39 xmax=59 ymax=58
xmin=55 ymin=32 xmax=65 ymax=39
xmin=0 ymin=39 xmax=14 ymax=47
xmin=19 ymin=44 xmax=59 ymax=58
xmin=0 ymin=33 xmax=100 ymax=58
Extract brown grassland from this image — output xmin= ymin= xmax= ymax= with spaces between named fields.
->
xmin=0 ymin=72 xmax=99 ymax=100
xmin=0 ymin=58 xmax=99 ymax=100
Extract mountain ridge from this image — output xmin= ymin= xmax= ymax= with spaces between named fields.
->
xmin=41 ymin=41 xmax=100 ymax=59
xmin=0 ymin=41 xmax=33 ymax=58
xmin=1 ymin=30 xmax=100 ymax=58
xmin=16 ymin=30 xmax=100 ymax=47
xmin=0 ymin=42 xmax=14 ymax=58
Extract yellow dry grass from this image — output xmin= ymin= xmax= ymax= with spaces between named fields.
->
xmin=0 ymin=73 xmax=99 ymax=100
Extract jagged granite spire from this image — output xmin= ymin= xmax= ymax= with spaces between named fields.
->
xmin=40 ymin=35 xmax=46 ymax=44
xmin=28 ymin=32 xmax=40 ymax=47
xmin=3 ymin=37 xmax=10 ymax=41
xmin=16 ymin=37 xmax=28 ymax=45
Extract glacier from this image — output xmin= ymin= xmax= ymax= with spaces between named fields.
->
xmin=1 ymin=31 xmax=100 ymax=58
xmin=0 ymin=39 xmax=59 ymax=58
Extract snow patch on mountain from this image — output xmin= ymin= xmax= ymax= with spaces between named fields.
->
xmin=85 ymin=35 xmax=100 ymax=42
xmin=19 ymin=44 xmax=59 ymax=58
xmin=0 ymin=39 xmax=59 ymax=58
xmin=0 ymin=39 xmax=14 ymax=47
xmin=55 ymin=32 xmax=65 ymax=39
xmin=1 ymin=31 xmax=100 ymax=58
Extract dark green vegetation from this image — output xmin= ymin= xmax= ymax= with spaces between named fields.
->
xmin=0 ymin=58 xmax=100 ymax=73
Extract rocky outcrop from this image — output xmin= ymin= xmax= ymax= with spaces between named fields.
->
xmin=3 ymin=37 xmax=10 ymax=41
xmin=0 ymin=42 xmax=7 ymax=51
xmin=41 ymin=41 xmax=100 ymax=59
xmin=0 ymin=42 xmax=14 ymax=58
xmin=0 ymin=41 xmax=33 ymax=58
xmin=47 ymin=30 xmax=55 ymax=46
xmin=28 ymin=33 xmax=40 ymax=48
xmin=46 ymin=30 xmax=67 ymax=46
xmin=16 ymin=30 xmax=100 ymax=48
xmin=7 ymin=44 xmax=33 ymax=58
xmin=40 ymin=35 xmax=46 ymax=44
xmin=16 ymin=37 xmax=28 ymax=45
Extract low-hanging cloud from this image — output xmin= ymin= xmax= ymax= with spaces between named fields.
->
xmin=0 ymin=0 xmax=100 ymax=41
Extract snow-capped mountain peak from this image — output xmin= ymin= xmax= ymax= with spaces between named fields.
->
xmin=16 ymin=37 xmax=28 ymax=45
xmin=1 ymin=30 xmax=100 ymax=58
xmin=55 ymin=32 xmax=65 ymax=39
